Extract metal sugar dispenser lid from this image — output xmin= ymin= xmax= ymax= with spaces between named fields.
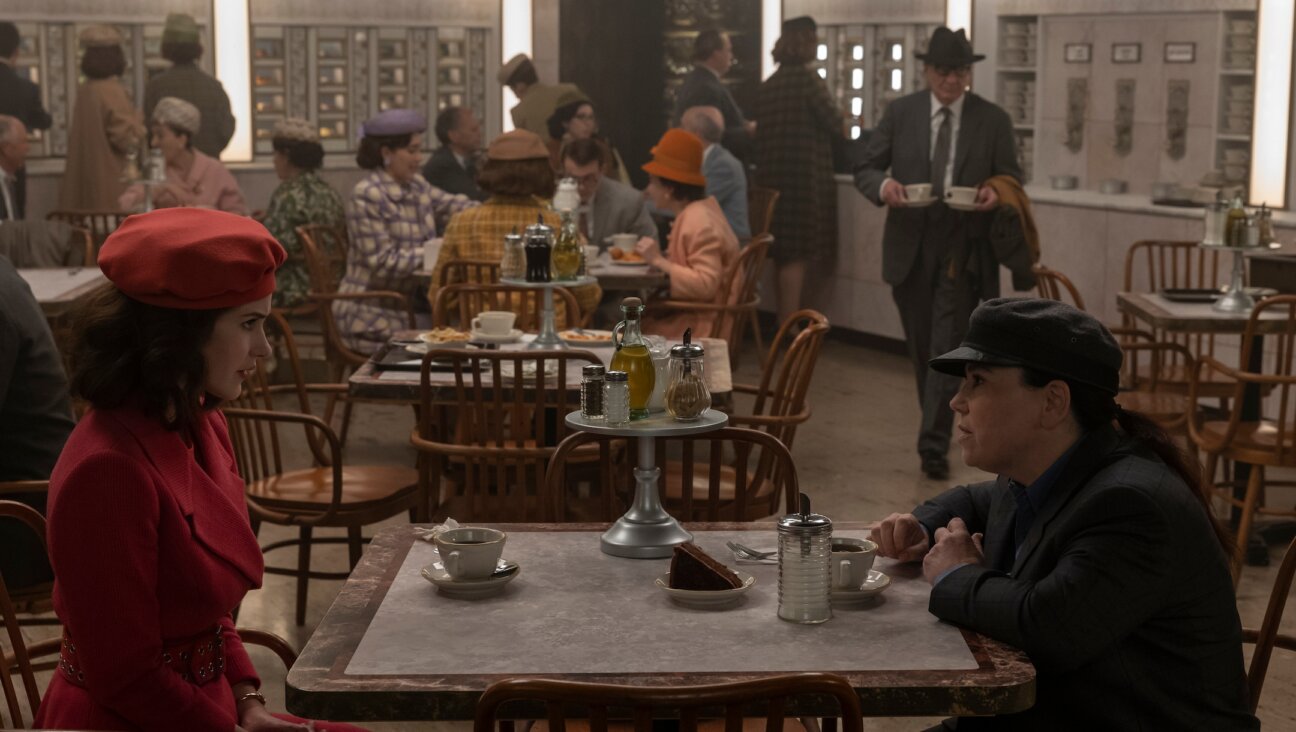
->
xmin=669 ymin=328 xmax=705 ymax=368
xmin=776 ymin=493 xmax=833 ymax=624
xmin=778 ymin=493 xmax=832 ymax=539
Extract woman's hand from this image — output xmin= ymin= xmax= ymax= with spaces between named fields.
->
xmin=239 ymin=703 xmax=313 ymax=731
xmin=633 ymin=236 xmax=664 ymax=266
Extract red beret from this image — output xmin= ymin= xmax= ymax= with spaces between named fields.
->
xmin=99 ymin=209 xmax=287 ymax=310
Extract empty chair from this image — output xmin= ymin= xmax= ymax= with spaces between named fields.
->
xmin=730 ymin=309 xmax=829 ymax=451
xmin=1243 ymin=535 xmax=1296 ymax=713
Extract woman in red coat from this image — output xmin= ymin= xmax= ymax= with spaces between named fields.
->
xmin=36 ymin=209 xmax=364 ymax=731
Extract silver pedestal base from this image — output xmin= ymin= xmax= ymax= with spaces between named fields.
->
xmin=600 ymin=451 xmax=692 ymax=558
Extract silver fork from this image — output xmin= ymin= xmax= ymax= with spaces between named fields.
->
xmin=726 ymin=541 xmax=776 ymax=561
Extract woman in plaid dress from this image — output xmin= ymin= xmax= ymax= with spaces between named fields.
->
xmin=334 ymin=110 xmax=476 ymax=353
xmin=753 ymin=16 xmax=843 ymax=322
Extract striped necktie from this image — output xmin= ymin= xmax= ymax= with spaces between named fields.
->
xmin=931 ymin=107 xmax=952 ymax=199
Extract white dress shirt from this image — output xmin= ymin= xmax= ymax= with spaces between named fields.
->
xmin=929 ymin=91 xmax=966 ymax=195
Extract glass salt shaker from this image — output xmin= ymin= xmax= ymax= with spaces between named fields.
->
xmin=581 ymin=365 xmax=606 ymax=421
xmin=604 ymin=371 xmax=630 ymax=426
xmin=500 ymin=230 xmax=525 ymax=280
xmin=777 ymin=493 xmax=832 ymax=624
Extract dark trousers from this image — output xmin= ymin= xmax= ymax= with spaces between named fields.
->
xmin=890 ymin=221 xmax=979 ymax=459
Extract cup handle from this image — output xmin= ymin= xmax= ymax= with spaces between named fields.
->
xmin=833 ymin=558 xmax=853 ymax=589
xmin=471 ymin=316 xmax=483 ymax=333
xmin=444 ymin=550 xmax=461 ymax=578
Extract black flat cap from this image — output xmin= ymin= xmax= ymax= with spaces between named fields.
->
xmin=930 ymin=298 xmax=1122 ymax=395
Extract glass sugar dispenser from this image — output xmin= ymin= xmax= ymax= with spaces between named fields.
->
xmin=500 ymin=229 xmax=525 ymax=280
xmin=665 ymin=328 xmax=710 ymax=422
xmin=777 ymin=493 xmax=833 ymax=624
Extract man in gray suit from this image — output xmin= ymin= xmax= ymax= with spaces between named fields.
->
xmin=561 ymin=138 xmax=657 ymax=246
xmin=421 ymin=106 xmax=485 ymax=201
xmin=854 ymin=27 xmax=1021 ymax=480
xmin=672 ymin=30 xmax=755 ymax=158
xmin=681 ymin=105 xmax=749 ymax=239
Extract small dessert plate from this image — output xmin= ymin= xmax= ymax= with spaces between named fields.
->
xmin=829 ymin=569 xmax=891 ymax=606
xmin=611 ymin=261 xmax=650 ymax=268
xmin=945 ymin=200 xmax=979 ymax=212
xmin=470 ymin=328 xmax=524 ymax=344
xmin=906 ymin=196 xmax=938 ymax=208
xmin=422 ymin=562 xmax=520 ymax=599
xmin=656 ymin=571 xmax=755 ymax=609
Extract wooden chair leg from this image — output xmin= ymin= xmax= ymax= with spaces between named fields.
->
xmin=1233 ymin=466 xmax=1264 ymax=589
xmin=339 ymin=398 xmax=356 ymax=449
xmin=747 ymin=310 xmax=765 ymax=371
xmin=297 ymin=525 xmax=312 ymax=626
xmin=347 ymin=525 xmax=363 ymax=568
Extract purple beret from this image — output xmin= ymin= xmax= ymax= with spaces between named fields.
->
xmin=360 ymin=109 xmax=427 ymax=138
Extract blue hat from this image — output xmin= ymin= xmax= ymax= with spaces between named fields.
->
xmin=360 ymin=109 xmax=427 ymax=138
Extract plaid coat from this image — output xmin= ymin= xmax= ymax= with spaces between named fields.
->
xmin=334 ymin=171 xmax=475 ymax=353
xmin=753 ymin=64 xmax=841 ymax=264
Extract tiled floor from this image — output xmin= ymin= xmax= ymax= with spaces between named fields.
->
xmin=16 ymin=337 xmax=1296 ymax=730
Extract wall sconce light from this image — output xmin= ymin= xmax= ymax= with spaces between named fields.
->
xmin=213 ymin=0 xmax=252 ymax=162
xmin=1250 ymin=0 xmax=1293 ymax=207
xmin=500 ymin=0 xmax=533 ymax=133
xmin=761 ymin=0 xmax=782 ymax=81
xmin=946 ymin=0 xmax=973 ymax=41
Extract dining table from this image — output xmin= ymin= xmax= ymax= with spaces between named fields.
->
xmin=285 ymin=522 xmax=1036 ymax=722
xmin=18 ymin=266 xmax=108 ymax=318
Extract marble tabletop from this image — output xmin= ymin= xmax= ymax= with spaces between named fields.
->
xmin=1117 ymin=291 xmax=1293 ymax=334
xmin=285 ymin=523 xmax=1035 ymax=722
xmin=18 ymin=267 xmax=107 ymax=317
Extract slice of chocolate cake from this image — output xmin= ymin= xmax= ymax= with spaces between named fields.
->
xmin=669 ymin=542 xmax=743 ymax=591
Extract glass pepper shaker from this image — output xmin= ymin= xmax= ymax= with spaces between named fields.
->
xmin=501 ymin=229 xmax=525 ymax=280
xmin=665 ymin=328 xmax=709 ymax=422
xmin=777 ymin=493 xmax=832 ymax=624
xmin=604 ymin=371 xmax=630 ymax=426
xmin=581 ymin=365 xmax=606 ymax=421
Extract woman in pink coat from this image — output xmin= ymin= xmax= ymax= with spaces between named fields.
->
xmin=36 ymin=209 xmax=362 ymax=731
xmin=634 ymin=128 xmax=739 ymax=340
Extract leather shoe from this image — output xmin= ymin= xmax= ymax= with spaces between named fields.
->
xmin=921 ymin=455 xmax=949 ymax=480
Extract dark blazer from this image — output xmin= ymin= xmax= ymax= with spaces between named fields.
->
xmin=0 ymin=62 xmax=53 ymax=131
xmin=421 ymin=146 xmax=485 ymax=202
xmin=673 ymin=65 xmax=750 ymax=155
xmin=913 ymin=427 xmax=1257 ymax=731
xmin=853 ymin=90 xmax=1021 ymax=286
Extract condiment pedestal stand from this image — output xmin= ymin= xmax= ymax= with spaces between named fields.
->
xmin=1199 ymin=241 xmax=1280 ymax=313
xmin=565 ymin=409 xmax=728 ymax=558
xmin=500 ymin=276 xmax=596 ymax=349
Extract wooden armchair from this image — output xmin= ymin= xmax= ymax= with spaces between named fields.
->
xmin=438 ymin=258 xmax=502 ymax=287
xmin=1186 ymin=295 xmax=1296 ymax=583
xmin=1244 ymin=535 xmax=1296 ymax=713
xmin=45 ymin=209 xmax=129 ymax=256
xmin=748 ymin=186 xmax=780 ymax=238
xmin=473 ymin=673 xmax=862 ymax=732
xmin=654 ymin=234 xmax=771 ymax=368
xmin=411 ymin=349 xmax=600 ymax=522
xmin=0 ymin=481 xmax=55 ymax=627
xmin=432 ymin=282 xmax=582 ymax=333
xmin=223 ymin=313 xmax=422 ymax=625
xmin=729 ymin=309 xmax=829 ymax=452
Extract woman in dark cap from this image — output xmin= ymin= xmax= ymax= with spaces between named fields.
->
xmin=545 ymin=91 xmax=629 ymax=184
xmin=753 ymin=15 xmax=845 ymax=324
xmin=262 ymin=117 xmax=345 ymax=310
xmin=35 ymin=209 xmax=367 ymax=732
xmin=335 ymin=108 xmax=477 ymax=353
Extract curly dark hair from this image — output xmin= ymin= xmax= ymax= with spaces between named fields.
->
xmin=81 ymin=45 xmax=126 ymax=79
xmin=161 ymin=40 xmax=202 ymax=65
xmin=68 ymin=284 xmax=225 ymax=435
xmin=546 ymin=100 xmax=591 ymax=141
xmin=272 ymin=137 xmax=325 ymax=171
xmin=356 ymin=132 xmax=412 ymax=170
xmin=654 ymin=175 xmax=706 ymax=203
xmin=476 ymin=157 xmax=556 ymax=199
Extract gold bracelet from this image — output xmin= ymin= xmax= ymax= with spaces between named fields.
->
xmin=236 ymin=689 xmax=267 ymax=706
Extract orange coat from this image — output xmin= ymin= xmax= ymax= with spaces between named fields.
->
xmin=643 ymin=196 xmax=739 ymax=341
xmin=36 ymin=406 xmax=264 ymax=731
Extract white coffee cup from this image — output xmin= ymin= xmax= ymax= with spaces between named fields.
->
xmin=423 ymin=237 xmax=443 ymax=272
xmin=945 ymin=186 xmax=978 ymax=206
xmin=434 ymin=527 xmax=506 ymax=580
xmin=830 ymin=537 xmax=877 ymax=590
xmin=584 ymin=244 xmax=601 ymax=266
xmin=904 ymin=183 xmax=932 ymax=201
xmin=472 ymin=310 xmax=516 ymax=336
xmin=609 ymin=233 xmax=638 ymax=252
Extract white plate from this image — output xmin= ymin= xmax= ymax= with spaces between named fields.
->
xmin=945 ymin=200 xmax=979 ymax=212
xmin=905 ymin=196 xmax=938 ymax=208
xmin=655 ymin=571 xmax=755 ymax=609
xmin=559 ymin=329 xmax=614 ymax=345
xmin=610 ymin=261 xmax=650 ymax=268
xmin=829 ymin=569 xmax=891 ymax=606
xmin=470 ymin=328 xmax=524 ymax=344
xmin=421 ymin=563 xmax=520 ymax=599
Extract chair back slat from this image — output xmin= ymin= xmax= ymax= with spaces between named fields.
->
xmin=1032 ymin=263 xmax=1087 ymax=311
xmin=752 ymin=310 xmax=830 ymax=449
xmin=438 ymin=258 xmax=502 ymax=287
xmin=0 ymin=500 xmax=48 ymax=727
xmin=712 ymin=235 xmax=771 ymax=351
xmin=747 ymin=186 xmax=780 ymax=238
xmin=46 ymin=209 xmax=129 ymax=255
xmin=473 ymin=673 xmax=863 ymax=732
xmin=1125 ymin=240 xmax=1225 ymax=361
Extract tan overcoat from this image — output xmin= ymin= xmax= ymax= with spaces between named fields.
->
xmin=59 ymin=78 xmax=145 ymax=211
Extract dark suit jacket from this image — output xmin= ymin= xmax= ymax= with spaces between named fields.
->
xmin=673 ymin=66 xmax=750 ymax=157
xmin=421 ymin=146 xmax=485 ymax=202
xmin=0 ymin=63 xmax=52 ymax=131
xmin=853 ymin=90 xmax=1021 ymax=286
xmin=914 ymin=427 xmax=1257 ymax=731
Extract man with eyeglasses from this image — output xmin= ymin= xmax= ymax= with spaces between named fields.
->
xmin=854 ymin=26 xmax=1022 ymax=482
xmin=561 ymin=137 xmax=657 ymax=248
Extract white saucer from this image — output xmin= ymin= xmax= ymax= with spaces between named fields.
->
xmin=610 ymin=261 xmax=650 ymax=268
xmin=421 ymin=563 xmax=520 ymax=599
xmin=656 ymin=571 xmax=755 ymax=609
xmin=829 ymin=569 xmax=891 ymax=606
xmin=944 ymin=200 xmax=978 ymax=212
xmin=470 ymin=328 xmax=524 ymax=344
xmin=906 ymin=196 xmax=938 ymax=208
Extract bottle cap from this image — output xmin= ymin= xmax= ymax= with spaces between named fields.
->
xmin=606 ymin=370 xmax=628 ymax=382
xmin=621 ymin=296 xmax=643 ymax=309
xmin=582 ymin=364 xmax=606 ymax=378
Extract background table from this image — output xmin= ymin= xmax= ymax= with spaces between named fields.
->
xmin=18 ymin=267 xmax=107 ymax=318
xmin=589 ymin=260 xmax=668 ymax=292
xmin=285 ymin=523 xmax=1035 ymax=722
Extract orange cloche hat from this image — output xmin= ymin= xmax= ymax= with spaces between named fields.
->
xmin=641 ymin=128 xmax=707 ymax=187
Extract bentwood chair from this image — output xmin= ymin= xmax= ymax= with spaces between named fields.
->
xmin=653 ymin=235 xmax=771 ymax=369
xmin=473 ymin=673 xmax=862 ymax=732
xmin=0 ymin=482 xmax=55 ymax=628
xmin=437 ymin=258 xmax=502 ymax=287
xmin=223 ymin=313 xmax=422 ymax=625
xmin=544 ymin=427 xmax=799 ymax=523
xmin=1244 ymin=535 xmax=1296 ymax=713
xmin=44 ymin=209 xmax=130 ymax=256
xmin=729 ymin=309 xmax=830 ymax=452
xmin=432 ymin=282 xmax=582 ymax=333
xmin=411 ymin=349 xmax=600 ymax=522
xmin=298 ymin=223 xmax=416 ymax=443
xmin=747 ymin=186 xmax=780 ymax=239
xmin=0 ymin=499 xmax=299 ymax=728
xmin=1187 ymin=295 xmax=1296 ymax=584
